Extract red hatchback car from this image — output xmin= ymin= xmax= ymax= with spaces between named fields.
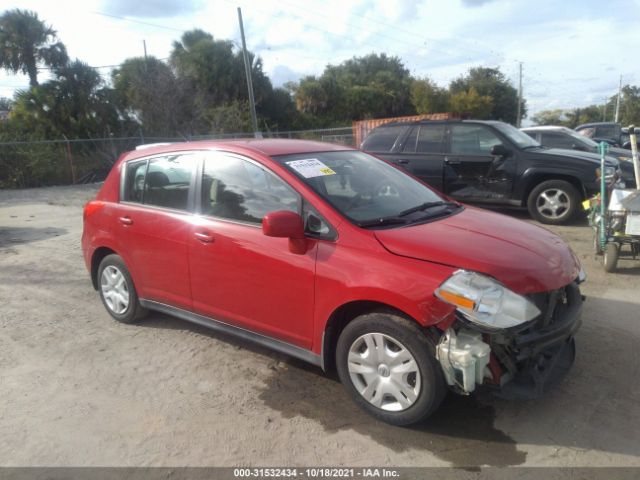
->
xmin=82 ymin=139 xmax=584 ymax=425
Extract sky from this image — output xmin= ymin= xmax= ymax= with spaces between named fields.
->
xmin=1 ymin=0 xmax=639 ymax=123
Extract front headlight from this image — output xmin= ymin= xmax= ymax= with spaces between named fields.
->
xmin=435 ymin=270 xmax=541 ymax=329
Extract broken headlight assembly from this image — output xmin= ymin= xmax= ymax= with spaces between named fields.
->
xmin=435 ymin=270 xmax=541 ymax=329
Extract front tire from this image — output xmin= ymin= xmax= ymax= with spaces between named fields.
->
xmin=527 ymin=180 xmax=581 ymax=225
xmin=336 ymin=313 xmax=446 ymax=426
xmin=97 ymin=254 xmax=147 ymax=323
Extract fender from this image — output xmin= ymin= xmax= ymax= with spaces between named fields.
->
xmin=514 ymin=166 xmax=591 ymax=204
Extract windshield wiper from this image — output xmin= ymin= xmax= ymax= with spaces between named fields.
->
xmin=398 ymin=201 xmax=459 ymax=217
xmin=356 ymin=217 xmax=409 ymax=228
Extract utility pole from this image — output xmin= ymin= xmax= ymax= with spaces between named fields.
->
xmin=603 ymin=98 xmax=607 ymax=121
xmin=516 ymin=62 xmax=523 ymax=128
xmin=143 ymin=39 xmax=148 ymax=60
xmin=614 ymin=74 xmax=622 ymax=123
xmin=237 ymin=7 xmax=260 ymax=138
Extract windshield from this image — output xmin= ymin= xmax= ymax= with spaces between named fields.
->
xmin=494 ymin=122 xmax=540 ymax=149
xmin=274 ymin=150 xmax=458 ymax=227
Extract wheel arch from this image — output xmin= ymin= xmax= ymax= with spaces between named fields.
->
xmin=90 ymin=246 xmax=117 ymax=290
xmin=321 ymin=300 xmax=425 ymax=372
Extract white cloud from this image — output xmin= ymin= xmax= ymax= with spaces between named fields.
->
xmin=0 ymin=0 xmax=638 ymax=120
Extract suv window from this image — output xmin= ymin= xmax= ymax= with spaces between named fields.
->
xmin=451 ymin=125 xmax=502 ymax=155
xmin=596 ymin=125 xmax=619 ymax=139
xmin=541 ymin=132 xmax=574 ymax=149
xmin=123 ymin=154 xmax=194 ymax=211
xmin=201 ymin=153 xmax=299 ymax=224
xmin=402 ymin=124 xmax=445 ymax=153
xmin=361 ymin=125 xmax=405 ymax=151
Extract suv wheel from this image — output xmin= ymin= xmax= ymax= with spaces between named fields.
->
xmin=527 ymin=180 xmax=580 ymax=225
xmin=336 ymin=313 xmax=446 ymax=426
xmin=97 ymin=254 xmax=147 ymax=323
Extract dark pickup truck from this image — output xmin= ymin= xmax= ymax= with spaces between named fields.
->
xmin=361 ymin=119 xmax=620 ymax=225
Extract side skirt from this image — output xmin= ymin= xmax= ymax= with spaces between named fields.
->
xmin=139 ymin=299 xmax=324 ymax=370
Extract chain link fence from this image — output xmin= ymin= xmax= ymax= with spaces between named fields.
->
xmin=0 ymin=127 xmax=354 ymax=189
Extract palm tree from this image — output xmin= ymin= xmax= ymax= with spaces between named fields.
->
xmin=0 ymin=9 xmax=68 ymax=87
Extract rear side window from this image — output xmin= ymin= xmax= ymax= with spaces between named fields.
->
xmin=361 ymin=125 xmax=405 ymax=152
xmin=201 ymin=153 xmax=299 ymax=224
xmin=122 ymin=154 xmax=195 ymax=211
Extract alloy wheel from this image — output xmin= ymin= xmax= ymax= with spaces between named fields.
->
xmin=536 ymin=188 xmax=570 ymax=220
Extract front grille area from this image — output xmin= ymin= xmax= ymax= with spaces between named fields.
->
xmin=526 ymin=284 xmax=571 ymax=330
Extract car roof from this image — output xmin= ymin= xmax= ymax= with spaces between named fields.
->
xmin=122 ymin=138 xmax=353 ymax=161
xmin=521 ymin=126 xmax=571 ymax=132
xmin=373 ymin=119 xmax=503 ymax=128
xmin=576 ymin=122 xmax=619 ymax=129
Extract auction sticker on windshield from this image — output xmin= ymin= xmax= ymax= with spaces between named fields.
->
xmin=286 ymin=158 xmax=336 ymax=178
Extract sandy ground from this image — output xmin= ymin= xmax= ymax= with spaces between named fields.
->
xmin=0 ymin=184 xmax=639 ymax=468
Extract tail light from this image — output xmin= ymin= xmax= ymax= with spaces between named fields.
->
xmin=83 ymin=201 xmax=104 ymax=222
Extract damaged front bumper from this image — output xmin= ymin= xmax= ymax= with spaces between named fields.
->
xmin=437 ymin=281 xmax=583 ymax=399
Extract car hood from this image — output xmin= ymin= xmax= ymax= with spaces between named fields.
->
xmin=542 ymin=147 xmax=619 ymax=167
xmin=606 ymin=146 xmax=633 ymax=159
xmin=374 ymin=207 xmax=580 ymax=294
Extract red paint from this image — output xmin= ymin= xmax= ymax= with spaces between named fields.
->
xmin=82 ymin=139 xmax=581 ymax=357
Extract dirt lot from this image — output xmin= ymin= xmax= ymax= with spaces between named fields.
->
xmin=1 ymin=184 xmax=639 ymax=468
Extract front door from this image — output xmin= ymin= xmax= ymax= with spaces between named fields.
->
xmin=188 ymin=152 xmax=317 ymax=348
xmin=444 ymin=124 xmax=514 ymax=202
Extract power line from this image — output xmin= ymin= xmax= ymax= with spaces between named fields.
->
xmin=90 ymin=11 xmax=186 ymax=33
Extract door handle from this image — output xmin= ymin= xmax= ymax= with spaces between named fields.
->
xmin=118 ymin=216 xmax=133 ymax=225
xmin=444 ymin=157 xmax=461 ymax=165
xmin=396 ymin=159 xmax=410 ymax=165
xmin=194 ymin=231 xmax=215 ymax=243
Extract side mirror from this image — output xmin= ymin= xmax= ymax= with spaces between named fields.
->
xmin=490 ymin=144 xmax=510 ymax=157
xmin=262 ymin=210 xmax=307 ymax=254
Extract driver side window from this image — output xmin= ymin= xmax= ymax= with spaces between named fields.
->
xmin=451 ymin=125 xmax=502 ymax=155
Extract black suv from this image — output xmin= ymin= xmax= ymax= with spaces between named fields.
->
xmin=362 ymin=120 xmax=620 ymax=224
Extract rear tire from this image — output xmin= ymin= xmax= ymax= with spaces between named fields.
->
xmin=603 ymin=243 xmax=619 ymax=273
xmin=527 ymin=180 xmax=581 ymax=225
xmin=336 ymin=312 xmax=446 ymax=426
xmin=97 ymin=254 xmax=148 ymax=323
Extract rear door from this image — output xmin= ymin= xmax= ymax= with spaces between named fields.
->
xmin=444 ymin=124 xmax=514 ymax=202
xmin=383 ymin=123 xmax=447 ymax=192
xmin=117 ymin=153 xmax=197 ymax=310
xmin=188 ymin=152 xmax=317 ymax=348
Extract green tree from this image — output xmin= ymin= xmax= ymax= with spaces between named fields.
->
xmin=112 ymin=56 xmax=185 ymax=137
xmin=449 ymin=87 xmax=492 ymax=118
xmin=410 ymin=77 xmax=450 ymax=114
xmin=531 ymin=109 xmax=569 ymax=126
xmin=0 ymin=9 xmax=68 ymax=87
xmin=617 ymin=85 xmax=640 ymax=126
xmin=0 ymin=96 xmax=12 ymax=111
xmin=170 ymin=29 xmax=274 ymax=134
xmin=11 ymin=60 xmax=123 ymax=138
xmin=450 ymin=67 xmax=524 ymax=124
xmin=291 ymin=53 xmax=415 ymax=124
